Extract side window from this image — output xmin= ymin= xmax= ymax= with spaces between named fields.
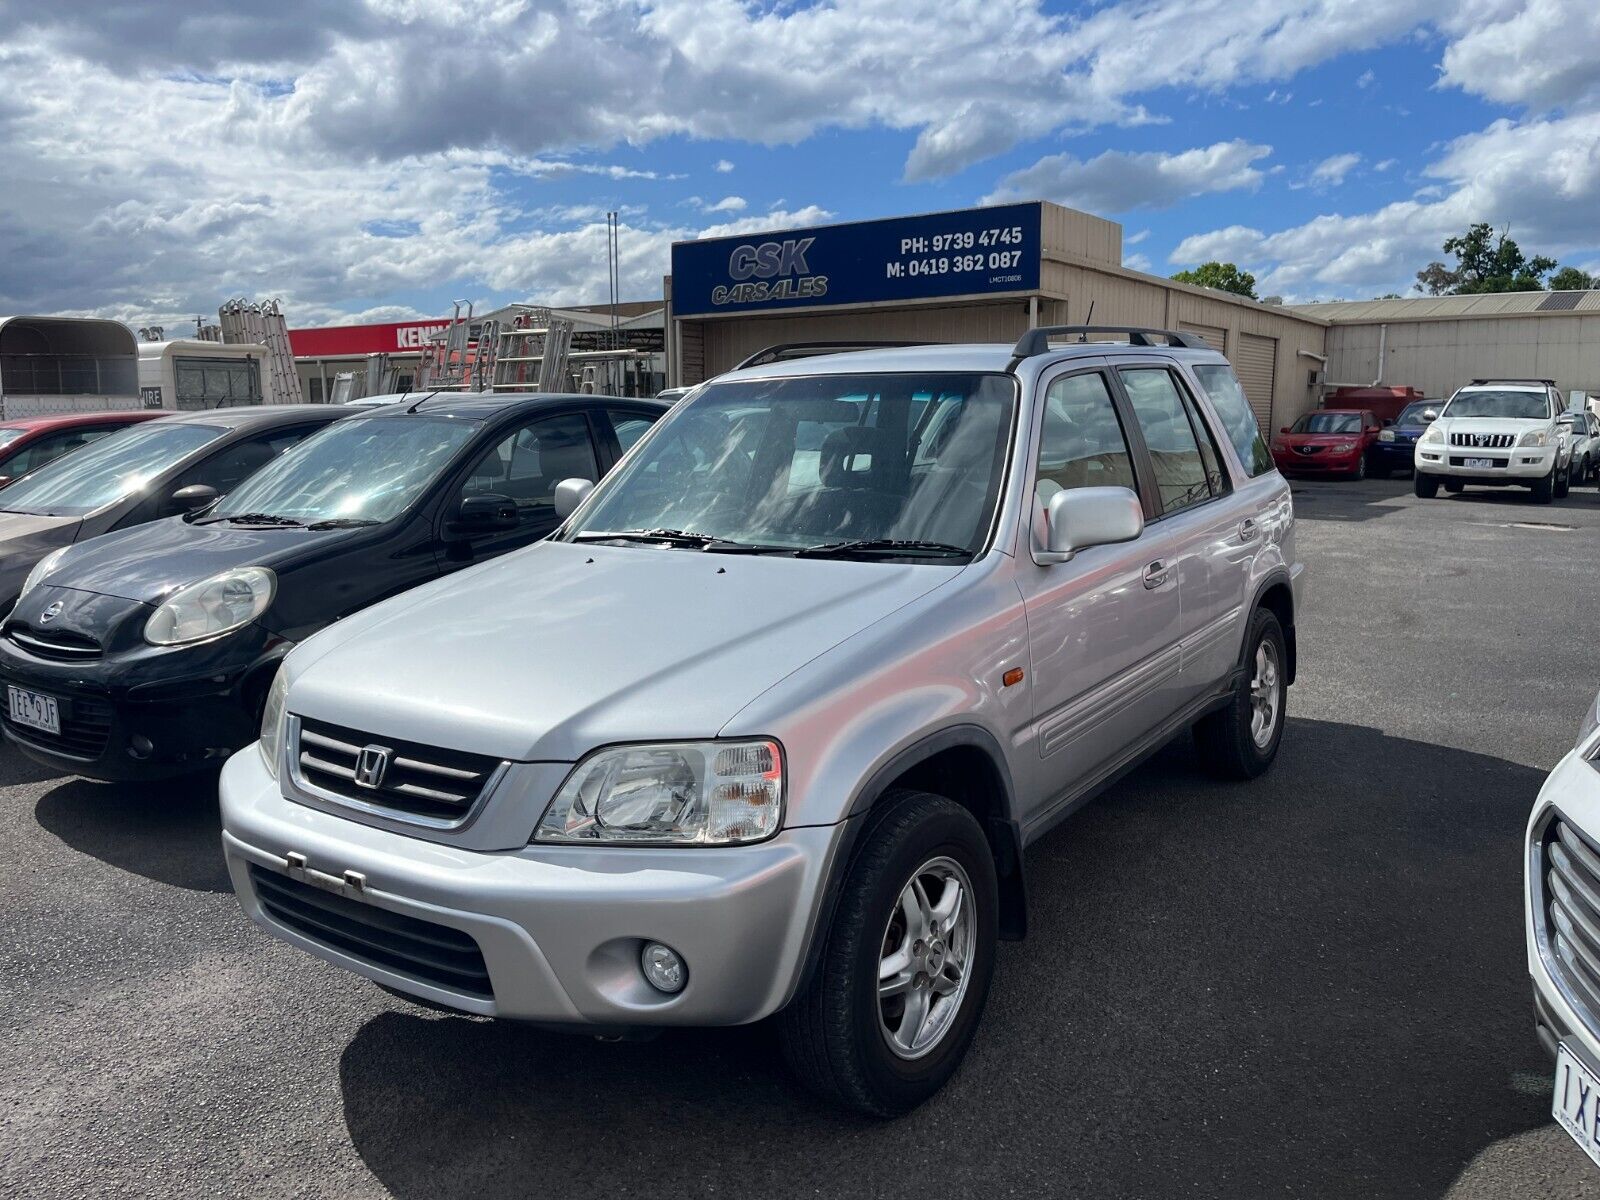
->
xmin=1035 ymin=372 xmax=1137 ymax=506
xmin=605 ymin=409 xmax=657 ymax=455
xmin=1191 ymin=363 xmax=1274 ymax=477
xmin=456 ymin=413 xmax=598 ymax=528
xmin=3 ymin=429 xmax=108 ymax=477
xmin=1118 ymin=368 xmax=1215 ymax=516
xmin=177 ymin=425 xmax=322 ymax=496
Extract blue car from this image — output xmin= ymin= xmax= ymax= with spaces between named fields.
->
xmin=1370 ymin=399 xmax=1437 ymax=477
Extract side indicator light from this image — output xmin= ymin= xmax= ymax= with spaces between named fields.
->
xmin=1002 ymin=668 xmax=1024 ymax=688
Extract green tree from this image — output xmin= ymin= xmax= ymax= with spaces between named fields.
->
xmin=1415 ymin=223 xmax=1556 ymax=294
xmin=1550 ymin=266 xmax=1596 ymax=291
xmin=1171 ymin=261 xmax=1258 ymax=299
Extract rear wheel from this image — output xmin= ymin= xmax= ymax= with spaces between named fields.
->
xmin=780 ymin=789 xmax=997 ymax=1117
xmin=1414 ymin=472 xmax=1440 ymax=498
xmin=1193 ymin=607 xmax=1287 ymax=780
xmin=1531 ymin=467 xmax=1556 ymax=504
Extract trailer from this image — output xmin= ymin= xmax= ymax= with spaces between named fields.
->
xmin=136 ymin=339 xmax=270 ymax=410
xmin=0 ymin=316 xmax=140 ymax=418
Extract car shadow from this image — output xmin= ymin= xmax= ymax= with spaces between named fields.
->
xmin=33 ymin=771 xmax=231 ymax=893
xmin=336 ymin=718 xmax=1553 ymax=1200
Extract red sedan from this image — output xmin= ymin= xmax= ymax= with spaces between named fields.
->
xmin=0 ymin=410 xmax=167 ymax=487
xmin=1270 ymin=408 xmax=1384 ymax=480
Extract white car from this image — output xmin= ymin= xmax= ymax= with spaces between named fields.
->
xmin=1559 ymin=411 xmax=1598 ymax=486
xmin=1414 ymin=379 xmax=1573 ymax=503
xmin=1527 ymin=690 xmax=1600 ymax=1167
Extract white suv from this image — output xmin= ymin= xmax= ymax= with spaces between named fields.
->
xmin=1414 ymin=379 xmax=1572 ymax=503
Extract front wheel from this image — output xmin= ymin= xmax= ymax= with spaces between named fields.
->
xmin=1531 ymin=466 xmax=1555 ymax=504
xmin=1350 ymin=454 xmax=1368 ymax=481
xmin=780 ymin=789 xmax=997 ymax=1117
xmin=1193 ymin=607 xmax=1287 ymax=780
xmin=1555 ymin=462 xmax=1571 ymax=499
xmin=1414 ymin=471 xmax=1440 ymax=498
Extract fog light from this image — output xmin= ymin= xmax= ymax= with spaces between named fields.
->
xmin=640 ymin=942 xmax=686 ymax=993
xmin=129 ymin=735 xmax=154 ymax=759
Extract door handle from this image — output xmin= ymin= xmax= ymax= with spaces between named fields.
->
xmin=1239 ymin=518 xmax=1259 ymax=542
xmin=1142 ymin=560 xmax=1170 ymax=589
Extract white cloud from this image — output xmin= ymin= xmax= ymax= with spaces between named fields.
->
xmin=685 ymin=195 xmax=748 ymax=213
xmin=713 ymin=159 xmax=734 ymax=173
xmin=1127 ymin=228 xmax=1150 ymax=245
xmin=1356 ymin=68 xmax=1375 ymax=88
xmin=1309 ymin=152 xmax=1361 ymax=187
xmin=986 ymin=140 xmax=1271 ymax=211
xmin=1375 ymin=158 xmax=1398 ymax=172
xmin=1123 ymin=252 xmax=1153 ymax=273
xmin=1438 ymin=0 xmax=1600 ymax=109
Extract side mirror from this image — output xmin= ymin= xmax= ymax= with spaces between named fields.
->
xmin=553 ymin=477 xmax=595 ymax=520
xmin=1381 ymin=419 xmax=1394 ymax=428
xmin=1279 ymin=426 xmax=1291 ymax=434
xmin=1037 ymin=486 xmax=1144 ymax=566
xmin=452 ymin=493 xmax=518 ymax=534
xmin=169 ymin=483 xmax=219 ymax=514
xmin=1421 ymin=409 xmax=1439 ymax=423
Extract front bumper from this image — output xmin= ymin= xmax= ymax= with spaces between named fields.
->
xmin=0 ymin=628 xmax=281 ymax=780
xmin=220 ymin=746 xmax=844 ymax=1027
xmin=1527 ymin=750 xmax=1600 ymax=1072
xmin=1370 ymin=440 xmax=1416 ymax=467
xmin=1272 ymin=448 xmax=1363 ymax=474
xmin=1416 ymin=443 xmax=1555 ymax=481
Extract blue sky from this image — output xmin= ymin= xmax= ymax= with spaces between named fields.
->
xmin=1 ymin=0 xmax=1596 ymax=329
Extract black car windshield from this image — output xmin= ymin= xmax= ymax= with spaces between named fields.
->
xmin=211 ymin=415 xmax=481 ymax=524
xmin=1290 ymin=412 xmax=1361 ymax=434
xmin=1396 ymin=401 xmax=1435 ymax=426
xmin=1444 ymin=390 xmax=1552 ymax=420
xmin=0 ymin=422 xmax=223 ymax=517
xmin=566 ymin=372 xmax=1015 ymax=557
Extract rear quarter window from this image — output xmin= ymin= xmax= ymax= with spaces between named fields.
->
xmin=1190 ymin=362 xmax=1274 ymax=478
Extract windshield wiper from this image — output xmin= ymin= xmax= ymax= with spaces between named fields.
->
xmin=305 ymin=517 xmax=381 ymax=530
xmin=794 ymin=538 xmax=973 ymax=560
xmin=196 ymin=512 xmax=305 ymax=526
xmin=571 ymin=528 xmax=717 ymax=547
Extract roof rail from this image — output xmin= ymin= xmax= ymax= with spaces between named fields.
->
xmin=1009 ymin=326 xmax=1210 ymax=366
xmin=733 ymin=341 xmax=936 ymax=371
xmin=1467 ymin=377 xmax=1557 ymax=387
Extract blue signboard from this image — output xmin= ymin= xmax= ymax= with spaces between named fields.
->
xmin=670 ymin=202 xmax=1042 ymax=318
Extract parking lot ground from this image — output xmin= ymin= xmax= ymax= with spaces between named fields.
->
xmin=3 ymin=476 xmax=1600 ymax=1198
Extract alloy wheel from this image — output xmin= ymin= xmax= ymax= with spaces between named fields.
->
xmin=877 ymin=856 xmax=975 ymax=1060
xmin=1250 ymin=639 xmax=1282 ymax=749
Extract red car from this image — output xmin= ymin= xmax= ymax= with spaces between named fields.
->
xmin=0 ymin=410 xmax=167 ymax=487
xmin=1270 ymin=408 xmax=1385 ymax=480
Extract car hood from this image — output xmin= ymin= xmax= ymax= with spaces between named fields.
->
xmin=1277 ymin=430 xmax=1360 ymax=443
xmin=286 ymin=540 xmax=965 ymax=762
xmin=40 ymin=516 xmax=361 ymax=605
xmin=1436 ymin=417 xmax=1550 ymax=436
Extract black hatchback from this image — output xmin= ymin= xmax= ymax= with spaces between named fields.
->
xmin=0 ymin=393 xmax=664 ymax=779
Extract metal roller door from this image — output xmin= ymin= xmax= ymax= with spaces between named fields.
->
xmin=1235 ymin=334 xmax=1278 ymax=431
xmin=1179 ymin=322 xmax=1227 ymax=353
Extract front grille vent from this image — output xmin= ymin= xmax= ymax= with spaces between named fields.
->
xmin=1450 ymin=432 xmax=1516 ymax=449
xmin=250 ymin=865 xmax=492 ymax=998
xmin=294 ymin=717 xmax=501 ymax=824
xmin=3 ymin=622 xmax=102 ymax=661
xmin=1543 ymin=819 xmax=1600 ymax=1021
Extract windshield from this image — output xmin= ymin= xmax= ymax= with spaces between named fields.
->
xmin=211 ymin=415 xmax=480 ymax=524
xmin=1291 ymin=412 xmax=1361 ymax=434
xmin=567 ymin=372 xmax=1015 ymax=557
xmin=1444 ymin=390 xmax=1552 ymax=420
xmin=1396 ymin=402 xmax=1434 ymax=426
xmin=0 ymin=422 xmax=223 ymax=517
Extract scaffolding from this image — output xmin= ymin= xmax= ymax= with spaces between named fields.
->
xmin=218 ymin=298 xmax=303 ymax=405
xmin=491 ymin=306 xmax=575 ymax=392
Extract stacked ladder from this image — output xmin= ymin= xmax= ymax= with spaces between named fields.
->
xmin=218 ymin=298 xmax=304 ymax=405
xmin=417 ymin=300 xmax=479 ymax=391
xmin=491 ymin=306 xmax=574 ymax=392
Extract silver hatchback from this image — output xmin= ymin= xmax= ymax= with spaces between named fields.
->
xmin=221 ymin=326 xmax=1304 ymax=1116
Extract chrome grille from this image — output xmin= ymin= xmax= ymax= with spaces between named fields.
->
xmin=1544 ymin=819 xmax=1600 ymax=1020
xmin=250 ymin=865 xmax=493 ymax=999
xmin=3 ymin=622 xmax=102 ymax=661
xmin=294 ymin=717 xmax=502 ymax=824
xmin=1450 ymin=432 xmax=1516 ymax=449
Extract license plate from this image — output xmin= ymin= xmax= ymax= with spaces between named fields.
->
xmin=1464 ymin=457 xmax=1496 ymax=469
xmin=6 ymin=684 xmax=60 ymax=735
xmin=1555 ymin=1044 xmax=1600 ymax=1167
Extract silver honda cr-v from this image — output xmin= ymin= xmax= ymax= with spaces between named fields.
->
xmin=221 ymin=326 xmax=1304 ymax=1116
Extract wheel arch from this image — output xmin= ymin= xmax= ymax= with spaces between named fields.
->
xmin=1250 ymin=574 xmax=1297 ymax=686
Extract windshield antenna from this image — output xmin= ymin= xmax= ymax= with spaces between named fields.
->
xmin=405 ymin=390 xmax=443 ymax=414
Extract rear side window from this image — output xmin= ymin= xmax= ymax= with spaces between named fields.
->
xmin=1191 ymin=363 xmax=1273 ymax=477
xmin=1118 ymin=368 xmax=1216 ymax=516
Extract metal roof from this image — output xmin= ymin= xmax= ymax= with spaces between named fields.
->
xmin=1289 ymin=291 xmax=1600 ymax=323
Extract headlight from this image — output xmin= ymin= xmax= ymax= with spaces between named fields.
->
xmin=1520 ymin=430 xmax=1549 ymax=447
xmin=535 ymin=739 xmax=783 ymax=845
xmin=1330 ymin=441 xmax=1356 ymax=452
xmin=258 ymin=667 xmax=288 ymax=779
xmin=1421 ymin=425 xmax=1444 ymax=444
xmin=1379 ymin=430 xmax=1395 ymax=442
xmin=144 ymin=566 xmax=276 ymax=646
xmin=19 ymin=547 xmax=69 ymax=604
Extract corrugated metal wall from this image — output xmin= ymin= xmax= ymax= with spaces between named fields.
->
xmin=1235 ymin=334 xmax=1279 ymax=430
xmin=1325 ymin=315 xmax=1600 ymax=401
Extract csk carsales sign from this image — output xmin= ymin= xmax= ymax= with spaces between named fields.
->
xmin=287 ymin=320 xmax=451 ymax=357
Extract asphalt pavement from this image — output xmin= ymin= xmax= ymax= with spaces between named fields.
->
xmin=3 ymin=475 xmax=1599 ymax=1198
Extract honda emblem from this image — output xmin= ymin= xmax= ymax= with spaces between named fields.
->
xmin=353 ymin=744 xmax=393 ymax=789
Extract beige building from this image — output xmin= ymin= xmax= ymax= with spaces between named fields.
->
xmin=1291 ymin=292 xmax=1600 ymax=403
xmin=665 ymin=201 xmax=1330 ymax=432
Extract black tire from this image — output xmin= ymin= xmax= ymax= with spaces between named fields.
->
xmin=1443 ymin=479 xmax=1464 ymax=494
xmin=1414 ymin=472 xmax=1440 ymax=498
xmin=780 ymin=789 xmax=997 ymax=1117
xmin=1193 ymin=607 xmax=1287 ymax=780
xmin=1555 ymin=462 xmax=1571 ymax=499
xmin=1350 ymin=454 xmax=1367 ymax=481
xmin=1531 ymin=467 xmax=1555 ymax=504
